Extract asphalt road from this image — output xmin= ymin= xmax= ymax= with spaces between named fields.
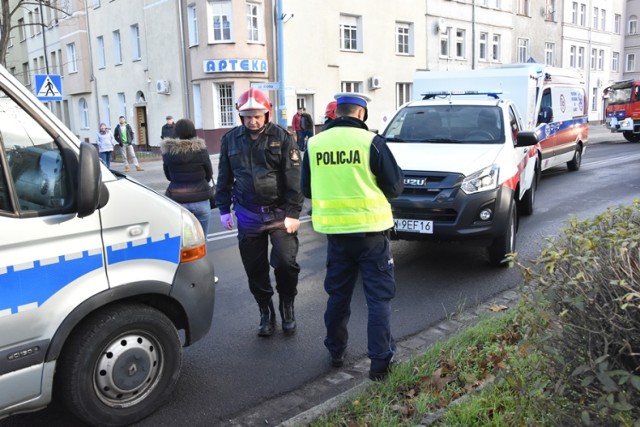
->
xmin=3 ymin=126 xmax=640 ymax=427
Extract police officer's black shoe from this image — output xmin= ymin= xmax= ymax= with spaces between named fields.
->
xmin=330 ymin=351 xmax=345 ymax=367
xmin=258 ymin=301 xmax=276 ymax=337
xmin=368 ymin=358 xmax=398 ymax=381
xmin=279 ymin=298 xmax=296 ymax=334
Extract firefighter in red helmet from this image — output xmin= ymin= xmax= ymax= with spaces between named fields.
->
xmin=215 ymin=88 xmax=304 ymax=337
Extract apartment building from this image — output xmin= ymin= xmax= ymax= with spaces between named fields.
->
xmin=3 ymin=0 xmax=631 ymax=152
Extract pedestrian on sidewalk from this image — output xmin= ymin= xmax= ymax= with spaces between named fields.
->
xmin=301 ymin=92 xmax=404 ymax=380
xmin=95 ymin=122 xmax=116 ymax=168
xmin=114 ymin=115 xmax=144 ymax=172
xmin=216 ymin=88 xmax=304 ymax=337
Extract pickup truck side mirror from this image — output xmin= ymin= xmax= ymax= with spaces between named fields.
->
xmin=537 ymin=106 xmax=553 ymax=124
xmin=515 ymin=131 xmax=538 ymax=147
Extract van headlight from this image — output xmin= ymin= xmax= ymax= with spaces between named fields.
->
xmin=180 ymin=209 xmax=207 ymax=262
xmin=461 ymin=164 xmax=499 ymax=194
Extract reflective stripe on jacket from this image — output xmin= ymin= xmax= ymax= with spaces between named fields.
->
xmin=308 ymin=127 xmax=393 ymax=234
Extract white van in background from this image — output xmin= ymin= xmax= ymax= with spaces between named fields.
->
xmin=0 ymin=65 xmax=216 ymax=425
xmin=413 ymin=64 xmax=589 ymax=173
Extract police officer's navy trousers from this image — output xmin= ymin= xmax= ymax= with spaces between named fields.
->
xmin=235 ymin=204 xmax=300 ymax=304
xmin=323 ymin=232 xmax=396 ymax=368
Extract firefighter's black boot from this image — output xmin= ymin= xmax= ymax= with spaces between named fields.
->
xmin=258 ymin=300 xmax=276 ymax=337
xmin=279 ymin=298 xmax=296 ymax=334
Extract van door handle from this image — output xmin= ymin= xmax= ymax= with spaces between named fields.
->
xmin=128 ymin=225 xmax=144 ymax=238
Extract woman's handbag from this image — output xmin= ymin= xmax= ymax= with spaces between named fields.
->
xmin=209 ymin=180 xmax=216 ymax=209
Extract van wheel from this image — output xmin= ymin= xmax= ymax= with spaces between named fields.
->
xmin=56 ymin=303 xmax=182 ymax=426
xmin=567 ymin=146 xmax=582 ymax=171
xmin=487 ymin=202 xmax=516 ymax=267
xmin=623 ymin=131 xmax=640 ymax=142
xmin=518 ymin=163 xmax=538 ymax=216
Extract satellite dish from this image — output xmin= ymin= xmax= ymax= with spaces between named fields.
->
xmin=437 ymin=17 xmax=447 ymax=34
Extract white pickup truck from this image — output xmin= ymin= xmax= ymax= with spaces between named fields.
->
xmin=381 ymin=91 xmax=538 ymax=266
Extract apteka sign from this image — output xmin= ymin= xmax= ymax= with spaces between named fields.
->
xmin=203 ymin=58 xmax=268 ymax=73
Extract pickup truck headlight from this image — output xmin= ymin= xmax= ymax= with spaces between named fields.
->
xmin=461 ymin=164 xmax=499 ymax=194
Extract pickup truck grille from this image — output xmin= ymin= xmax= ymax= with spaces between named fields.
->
xmin=393 ymin=171 xmax=464 ymax=223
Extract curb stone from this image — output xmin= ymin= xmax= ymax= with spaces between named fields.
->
xmin=220 ymin=283 xmax=532 ymax=426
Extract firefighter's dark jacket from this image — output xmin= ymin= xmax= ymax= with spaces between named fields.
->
xmin=216 ymin=122 xmax=304 ymax=219
xmin=301 ymin=116 xmax=404 ymax=200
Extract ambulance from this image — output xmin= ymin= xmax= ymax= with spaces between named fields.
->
xmin=0 ymin=65 xmax=216 ymax=425
xmin=412 ymin=64 xmax=589 ymax=172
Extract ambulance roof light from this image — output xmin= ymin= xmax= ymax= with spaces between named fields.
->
xmin=421 ymin=90 xmax=503 ymax=100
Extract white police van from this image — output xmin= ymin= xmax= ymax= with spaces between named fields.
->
xmin=0 ymin=65 xmax=216 ymax=425
xmin=382 ymin=90 xmax=538 ymax=266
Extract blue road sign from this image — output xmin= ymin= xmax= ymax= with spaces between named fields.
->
xmin=35 ymin=74 xmax=63 ymax=101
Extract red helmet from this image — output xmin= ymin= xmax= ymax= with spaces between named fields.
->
xmin=236 ymin=88 xmax=271 ymax=121
xmin=324 ymin=100 xmax=337 ymax=120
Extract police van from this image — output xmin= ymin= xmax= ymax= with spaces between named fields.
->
xmin=381 ymin=90 xmax=538 ymax=266
xmin=0 ymin=66 xmax=216 ymax=425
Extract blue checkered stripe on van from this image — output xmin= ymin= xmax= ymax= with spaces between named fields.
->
xmin=0 ymin=233 xmax=181 ymax=317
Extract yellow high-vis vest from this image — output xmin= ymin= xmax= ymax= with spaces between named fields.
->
xmin=308 ymin=127 xmax=394 ymax=234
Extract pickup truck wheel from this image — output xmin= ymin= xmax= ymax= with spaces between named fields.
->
xmin=56 ymin=303 xmax=182 ymax=426
xmin=567 ymin=146 xmax=582 ymax=171
xmin=487 ymin=203 xmax=516 ymax=267
xmin=518 ymin=163 xmax=538 ymax=216
xmin=623 ymin=131 xmax=640 ymax=142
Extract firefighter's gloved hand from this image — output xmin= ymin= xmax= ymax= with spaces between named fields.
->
xmin=220 ymin=213 xmax=234 ymax=230
xmin=284 ymin=217 xmax=300 ymax=234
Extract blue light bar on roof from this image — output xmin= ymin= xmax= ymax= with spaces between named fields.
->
xmin=421 ymin=90 xmax=503 ymax=100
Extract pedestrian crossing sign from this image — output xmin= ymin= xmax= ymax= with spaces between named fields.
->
xmin=35 ymin=74 xmax=63 ymax=101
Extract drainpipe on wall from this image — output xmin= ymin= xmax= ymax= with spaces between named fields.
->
xmin=177 ymin=0 xmax=190 ymax=119
xmin=83 ymin=0 xmax=101 ymax=130
xmin=276 ymin=0 xmax=287 ymax=128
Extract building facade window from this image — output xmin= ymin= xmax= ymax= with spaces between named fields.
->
xmin=571 ymin=2 xmax=578 ymax=25
xmin=341 ymin=81 xmax=362 ymax=92
xmin=216 ymin=83 xmax=235 ymax=127
xmin=545 ymin=0 xmax=556 ymax=21
xmin=396 ymin=22 xmax=413 ymax=55
xmin=601 ymin=9 xmax=606 ymax=31
xmin=479 ymin=32 xmax=488 ymax=61
xmin=545 ymin=42 xmax=554 ymax=66
xmin=101 ymin=95 xmax=110 ymax=127
xmin=517 ymin=38 xmax=529 ymax=63
xmin=193 ymin=84 xmax=202 ymax=128
xmin=112 ymin=30 xmax=122 ymax=64
xmin=130 ymin=24 xmax=141 ymax=60
xmin=246 ymin=2 xmax=261 ymax=42
xmin=492 ymin=34 xmax=501 ymax=61
xmin=440 ymin=31 xmax=449 ymax=57
xmin=591 ymin=88 xmax=598 ymax=111
xmin=569 ymin=45 xmax=576 ymax=68
xmin=117 ymin=92 xmax=126 ymax=118
xmin=340 ymin=15 xmax=360 ymax=51
xmin=187 ymin=4 xmax=198 ymax=46
xmin=593 ymin=7 xmax=598 ymax=30
xmin=209 ymin=0 xmax=232 ymax=43
xmin=517 ymin=0 xmax=530 ymax=16
xmin=455 ymin=28 xmax=465 ymax=58
xmin=396 ymin=83 xmax=412 ymax=109
xmin=629 ymin=15 xmax=638 ymax=35
xmin=612 ymin=51 xmax=619 ymax=72
xmin=79 ymin=98 xmax=89 ymax=129
xmin=615 ymin=14 xmax=621 ymax=34
xmin=578 ymin=46 xmax=585 ymax=69
xmin=590 ymin=48 xmax=597 ymax=69
xmin=626 ymin=53 xmax=635 ymax=72
xmin=598 ymin=49 xmax=604 ymax=70
xmin=66 ymin=43 xmax=77 ymax=73
xmin=22 ymin=62 xmax=30 ymax=86
xmin=97 ymin=36 xmax=105 ymax=68
xmin=579 ymin=4 xmax=586 ymax=26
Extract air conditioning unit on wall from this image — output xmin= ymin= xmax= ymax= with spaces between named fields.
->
xmin=369 ymin=76 xmax=382 ymax=90
xmin=156 ymin=80 xmax=171 ymax=94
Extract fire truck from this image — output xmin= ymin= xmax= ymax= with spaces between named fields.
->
xmin=604 ymin=80 xmax=640 ymax=142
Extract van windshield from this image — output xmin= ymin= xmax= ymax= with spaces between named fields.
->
xmin=383 ymin=105 xmax=505 ymax=144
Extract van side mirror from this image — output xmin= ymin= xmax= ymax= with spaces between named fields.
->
xmin=515 ymin=131 xmax=538 ymax=147
xmin=77 ymin=142 xmax=101 ymax=218
xmin=537 ymin=106 xmax=553 ymax=125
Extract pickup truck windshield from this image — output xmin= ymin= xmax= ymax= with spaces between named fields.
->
xmin=383 ymin=105 xmax=505 ymax=144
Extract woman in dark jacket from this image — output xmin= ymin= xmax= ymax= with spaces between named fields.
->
xmin=161 ymin=118 xmax=214 ymax=234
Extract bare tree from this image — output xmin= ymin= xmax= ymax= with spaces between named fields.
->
xmin=0 ymin=0 xmax=69 ymax=67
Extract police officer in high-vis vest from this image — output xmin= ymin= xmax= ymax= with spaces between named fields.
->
xmin=301 ymin=93 xmax=404 ymax=381
xmin=216 ymin=88 xmax=304 ymax=337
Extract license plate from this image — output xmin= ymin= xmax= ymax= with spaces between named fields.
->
xmin=394 ymin=218 xmax=433 ymax=234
